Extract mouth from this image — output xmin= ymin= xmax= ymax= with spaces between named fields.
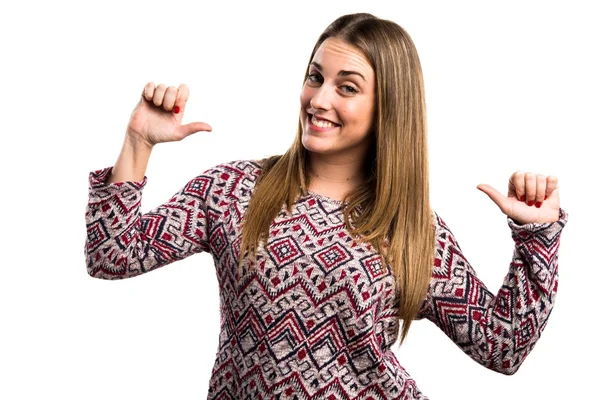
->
xmin=307 ymin=113 xmax=341 ymax=131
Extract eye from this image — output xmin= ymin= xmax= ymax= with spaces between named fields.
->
xmin=307 ymin=72 xmax=323 ymax=85
xmin=341 ymin=85 xmax=358 ymax=94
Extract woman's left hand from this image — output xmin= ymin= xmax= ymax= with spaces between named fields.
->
xmin=477 ymin=171 xmax=560 ymax=225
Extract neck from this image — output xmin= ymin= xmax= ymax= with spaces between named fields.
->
xmin=307 ymin=153 xmax=366 ymax=184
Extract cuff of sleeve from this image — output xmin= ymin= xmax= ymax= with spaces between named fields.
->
xmin=508 ymin=208 xmax=568 ymax=240
xmin=88 ymin=167 xmax=148 ymax=201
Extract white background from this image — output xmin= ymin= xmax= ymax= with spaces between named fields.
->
xmin=1 ymin=0 xmax=598 ymax=399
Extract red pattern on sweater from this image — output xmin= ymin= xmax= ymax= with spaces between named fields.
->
xmin=85 ymin=159 xmax=567 ymax=399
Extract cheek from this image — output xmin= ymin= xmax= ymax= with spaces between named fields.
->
xmin=347 ymin=101 xmax=374 ymax=128
xmin=340 ymin=104 xmax=366 ymax=126
xmin=299 ymin=85 xmax=311 ymax=109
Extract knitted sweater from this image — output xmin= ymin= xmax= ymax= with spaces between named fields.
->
xmin=85 ymin=159 xmax=567 ymax=399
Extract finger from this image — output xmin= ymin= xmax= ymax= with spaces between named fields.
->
xmin=509 ymin=171 xmax=525 ymax=201
xmin=477 ymin=184 xmax=510 ymax=214
xmin=153 ymin=84 xmax=167 ymax=107
xmin=163 ymin=86 xmax=177 ymax=111
xmin=545 ymin=176 xmax=559 ymax=199
xmin=143 ymin=82 xmax=155 ymax=101
xmin=176 ymin=121 xmax=213 ymax=138
xmin=535 ymin=174 xmax=546 ymax=208
xmin=174 ymin=84 xmax=190 ymax=114
xmin=524 ymin=172 xmax=536 ymax=206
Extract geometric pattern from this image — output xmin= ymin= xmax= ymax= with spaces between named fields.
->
xmin=418 ymin=212 xmax=567 ymax=375
xmin=84 ymin=159 xmax=568 ymax=399
xmin=311 ymin=242 xmax=353 ymax=276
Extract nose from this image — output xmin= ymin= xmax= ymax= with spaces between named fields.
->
xmin=309 ymin=84 xmax=333 ymax=111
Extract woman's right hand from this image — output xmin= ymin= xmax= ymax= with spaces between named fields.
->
xmin=126 ymin=83 xmax=212 ymax=148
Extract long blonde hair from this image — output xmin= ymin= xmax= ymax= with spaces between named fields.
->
xmin=238 ymin=13 xmax=434 ymax=344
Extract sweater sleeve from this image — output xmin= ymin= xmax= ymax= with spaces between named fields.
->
xmin=84 ymin=166 xmax=215 ymax=279
xmin=417 ymin=210 xmax=568 ymax=374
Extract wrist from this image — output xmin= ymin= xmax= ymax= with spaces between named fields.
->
xmin=107 ymin=134 xmax=153 ymax=184
xmin=125 ymin=130 xmax=154 ymax=153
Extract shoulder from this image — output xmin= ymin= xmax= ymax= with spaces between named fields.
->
xmin=432 ymin=210 xmax=452 ymax=236
xmin=431 ymin=210 xmax=462 ymax=251
xmin=201 ymin=158 xmax=266 ymax=178
xmin=192 ymin=158 xmax=270 ymax=202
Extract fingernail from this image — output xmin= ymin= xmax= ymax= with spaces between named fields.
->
xmin=173 ymin=106 xmax=180 ymax=114
xmin=544 ymin=196 xmax=548 ymax=200
xmin=527 ymin=200 xmax=534 ymax=206
xmin=520 ymin=195 xmax=525 ymax=201
xmin=535 ymin=202 xmax=542 ymax=208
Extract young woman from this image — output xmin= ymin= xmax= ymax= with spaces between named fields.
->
xmin=85 ymin=13 xmax=567 ymax=399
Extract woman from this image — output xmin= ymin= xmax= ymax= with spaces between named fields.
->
xmin=85 ymin=13 xmax=567 ymax=399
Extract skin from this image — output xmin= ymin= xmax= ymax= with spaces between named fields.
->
xmin=299 ymin=38 xmax=376 ymax=193
xmin=107 ymin=83 xmax=211 ymax=184
xmin=478 ymin=173 xmax=560 ymax=225
xmin=111 ymin=42 xmax=561 ymax=225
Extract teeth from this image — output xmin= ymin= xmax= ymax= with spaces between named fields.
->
xmin=311 ymin=115 xmax=336 ymax=128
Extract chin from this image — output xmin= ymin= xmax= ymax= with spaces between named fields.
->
xmin=301 ymin=135 xmax=334 ymax=155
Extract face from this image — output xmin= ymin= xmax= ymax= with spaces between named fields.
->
xmin=300 ymin=38 xmax=376 ymax=161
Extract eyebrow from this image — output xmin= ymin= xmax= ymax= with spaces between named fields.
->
xmin=310 ymin=62 xmax=366 ymax=82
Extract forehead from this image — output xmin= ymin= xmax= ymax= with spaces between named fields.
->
xmin=311 ymin=38 xmax=373 ymax=77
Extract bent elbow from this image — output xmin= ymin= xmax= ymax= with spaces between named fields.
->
xmin=87 ymin=264 xmax=120 ymax=280
xmin=86 ymin=257 xmax=136 ymax=280
xmin=491 ymin=358 xmax=524 ymax=376
xmin=87 ymin=265 xmax=116 ymax=280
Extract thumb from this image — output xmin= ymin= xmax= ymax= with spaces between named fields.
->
xmin=176 ymin=121 xmax=213 ymax=138
xmin=477 ymin=184 xmax=509 ymax=214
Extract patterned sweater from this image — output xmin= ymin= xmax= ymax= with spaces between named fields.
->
xmin=85 ymin=159 xmax=567 ymax=399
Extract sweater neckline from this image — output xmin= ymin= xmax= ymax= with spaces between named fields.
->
xmin=307 ymin=190 xmax=347 ymax=205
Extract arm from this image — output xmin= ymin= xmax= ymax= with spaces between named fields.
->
xmin=85 ymin=165 xmax=213 ymax=280
xmin=419 ymin=210 xmax=567 ymax=374
xmin=85 ymin=82 xmax=214 ymax=279
xmin=107 ymin=134 xmax=153 ymax=184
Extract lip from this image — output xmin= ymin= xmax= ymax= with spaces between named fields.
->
xmin=310 ymin=113 xmax=339 ymax=125
xmin=306 ymin=113 xmax=340 ymax=132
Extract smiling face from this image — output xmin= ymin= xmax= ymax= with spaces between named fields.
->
xmin=300 ymin=38 xmax=376 ymax=162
